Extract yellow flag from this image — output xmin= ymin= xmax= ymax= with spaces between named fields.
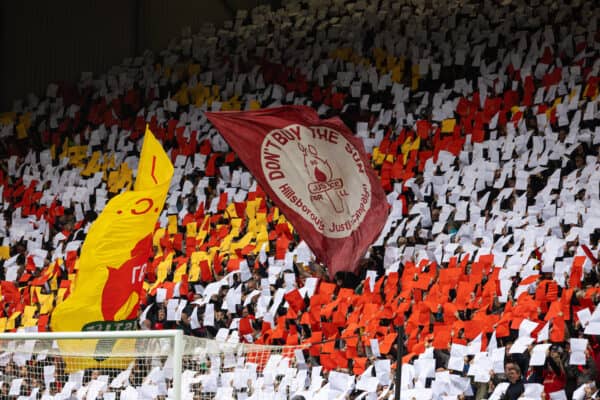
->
xmin=51 ymin=127 xmax=173 ymax=370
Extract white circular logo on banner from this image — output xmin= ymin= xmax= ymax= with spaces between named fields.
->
xmin=261 ymin=124 xmax=372 ymax=238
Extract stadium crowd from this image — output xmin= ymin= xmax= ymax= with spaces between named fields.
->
xmin=1 ymin=0 xmax=600 ymax=398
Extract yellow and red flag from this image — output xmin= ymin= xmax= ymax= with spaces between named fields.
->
xmin=51 ymin=127 xmax=173 ymax=368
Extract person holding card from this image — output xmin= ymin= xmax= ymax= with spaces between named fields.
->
xmin=150 ymin=306 xmax=168 ymax=330
xmin=566 ymin=344 xmax=598 ymax=398
xmin=502 ymin=362 xmax=525 ymax=400
xmin=526 ymin=345 xmax=566 ymax=399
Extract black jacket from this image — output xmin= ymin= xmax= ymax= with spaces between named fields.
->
xmin=503 ymin=380 xmax=525 ymax=400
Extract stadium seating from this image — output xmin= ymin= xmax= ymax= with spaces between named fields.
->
xmin=1 ymin=0 xmax=600 ymax=398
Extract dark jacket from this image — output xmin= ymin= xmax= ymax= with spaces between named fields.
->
xmin=503 ymin=379 xmax=525 ymax=400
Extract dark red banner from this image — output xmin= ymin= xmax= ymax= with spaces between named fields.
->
xmin=206 ymin=106 xmax=389 ymax=278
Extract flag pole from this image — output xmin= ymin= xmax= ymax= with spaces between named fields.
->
xmin=395 ymin=324 xmax=404 ymax=400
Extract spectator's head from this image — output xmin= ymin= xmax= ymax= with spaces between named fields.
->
xmin=157 ymin=307 xmax=166 ymax=321
xmin=550 ymin=344 xmax=564 ymax=359
xmin=505 ymin=362 xmax=521 ymax=383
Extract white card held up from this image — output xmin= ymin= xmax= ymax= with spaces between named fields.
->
xmin=509 ymin=337 xmax=534 ymax=354
xmin=529 ymin=344 xmax=551 ymax=366
xmin=549 ymin=390 xmax=568 ymax=400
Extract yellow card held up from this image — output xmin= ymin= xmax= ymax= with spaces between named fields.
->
xmin=39 ymin=293 xmax=54 ymax=314
xmin=7 ymin=311 xmax=21 ymax=329
xmin=226 ymin=203 xmax=238 ymax=219
xmin=256 ymin=212 xmax=267 ymax=229
xmin=168 ymin=215 xmax=178 ymax=235
xmin=441 ymin=119 xmax=456 ymax=133
xmin=173 ymin=262 xmax=187 ymax=283
xmin=0 ymin=112 xmax=16 ymax=125
xmin=22 ymin=305 xmax=37 ymax=327
xmin=219 ymin=236 xmax=232 ymax=252
xmin=16 ymin=122 xmax=27 ymax=139
xmin=0 ymin=246 xmax=9 ymax=260
xmin=188 ymin=64 xmax=201 ymax=76
xmin=186 ymin=222 xmax=198 ymax=237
